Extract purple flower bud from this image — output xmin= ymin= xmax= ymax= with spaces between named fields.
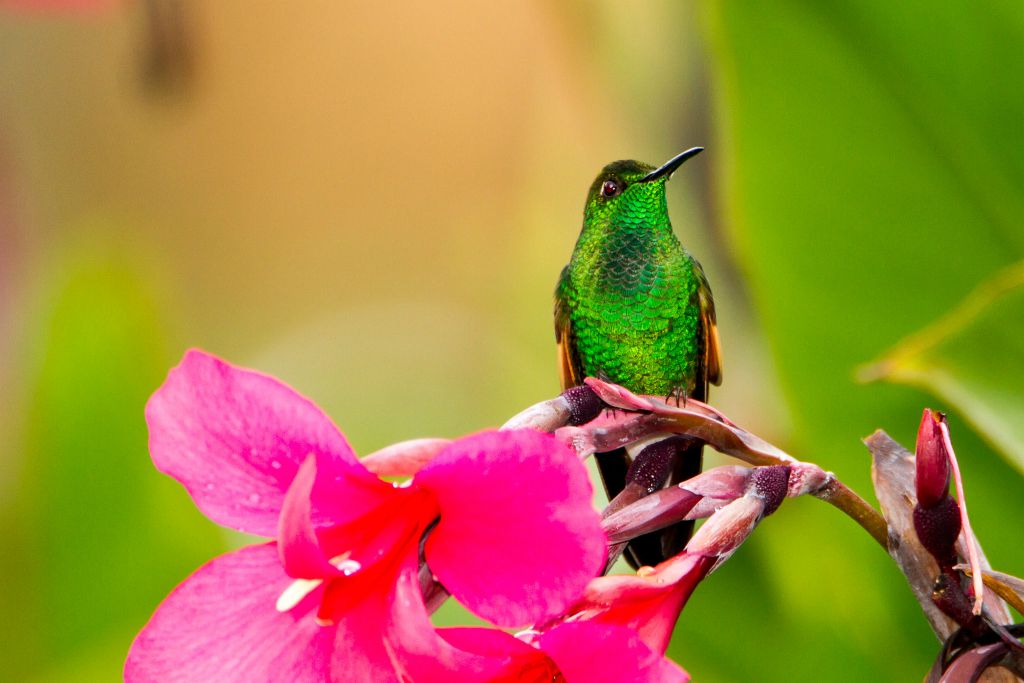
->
xmin=563 ymin=385 xmax=605 ymax=426
xmin=915 ymin=409 xmax=952 ymax=509
xmin=749 ymin=465 xmax=790 ymax=516
xmin=912 ymin=496 xmax=961 ymax=566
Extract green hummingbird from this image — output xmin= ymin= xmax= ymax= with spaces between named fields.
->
xmin=554 ymin=148 xmax=721 ymax=569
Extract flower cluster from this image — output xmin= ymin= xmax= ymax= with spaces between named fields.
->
xmin=126 ymin=351 xmax=706 ymax=682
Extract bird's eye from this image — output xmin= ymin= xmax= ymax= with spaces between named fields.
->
xmin=601 ymin=179 xmax=622 ymax=198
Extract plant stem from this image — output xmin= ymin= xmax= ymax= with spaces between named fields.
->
xmin=814 ymin=478 xmax=889 ymax=549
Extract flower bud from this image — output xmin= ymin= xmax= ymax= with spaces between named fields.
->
xmin=602 ymin=466 xmax=752 ymax=543
xmin=915 ymin=409 xmax=952 ymax=509
xmin=912 ymin=496 xmax=961 ymax=565
xmin=564 ymin=385 xmax=605 ymax=425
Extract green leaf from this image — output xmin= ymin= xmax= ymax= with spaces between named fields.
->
xmin=699 ymin=1 xmax=1024 ymax=680
xmin=6 ymin=251 xmax=223 ymax=681
xmin=862 ymin=262 xmax=1024 ymax=474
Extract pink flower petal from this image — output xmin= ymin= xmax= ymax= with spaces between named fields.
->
xmin=328 ymin=591 xmax=401 ymax=683
xmin=416 ymin=429 xmax=606 ymax=626
xmin=385 ymin=564 xmax=536 ymax=681
xmin=147 ymin=349 xmax=381 ymax=536
xmin=361 ymin=438 xmax=452 ymax=478
xmin=539 ymin=621 xmax=689 ymax=683
xmin=278 ymin=455 xmax=339 ymax=578
xmin=545 ymin=553 xmax=713 ymax=655
xmin=125 ymin=544 xmax=334 ymax=682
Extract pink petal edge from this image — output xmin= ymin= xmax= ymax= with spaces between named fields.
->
xmin=125 ymin=544 xmax=333 ymax=683
xmin=146 ymin=349 xmax=377 ymax=536
xmin=540 ymin=621 xmax=689 ymax=683
xmin=361 ymin=438 xmax=452 ymax=478
xmin=417 ymin=429 xmax=606 ymax=627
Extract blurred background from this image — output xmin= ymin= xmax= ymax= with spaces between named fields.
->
xmin=3 ymin=1 xmax=1024 ymax=681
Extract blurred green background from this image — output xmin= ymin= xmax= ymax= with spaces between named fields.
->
xmin=3 ymin=2 xmax=1023 ymax=681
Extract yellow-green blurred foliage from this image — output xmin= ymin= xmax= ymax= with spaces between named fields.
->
xmin=2 ymin=2 xmax=1023 ymax=681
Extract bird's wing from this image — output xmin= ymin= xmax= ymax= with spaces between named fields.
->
xmin=694 ymin=258 xmax=722 ymax=394
xmin=554 ymin=266 xmax=583 ymax=390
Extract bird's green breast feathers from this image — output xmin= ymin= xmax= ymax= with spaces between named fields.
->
xmin=557 ymin=224 xmax=703 ymax=397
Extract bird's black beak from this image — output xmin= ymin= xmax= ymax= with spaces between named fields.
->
xmin=640 ymin=147 xmax=704 ymax=183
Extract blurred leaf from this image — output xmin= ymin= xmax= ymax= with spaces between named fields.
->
xmin=863 ymin=262 xmax=1024 ymax=475
xmin=702 ymin=1 xmax=1024 ymax=680
xmin=8 ymin=250 xmax=222 ymax=681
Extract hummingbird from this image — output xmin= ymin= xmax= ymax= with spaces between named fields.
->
xmin=554 ymin=148 xmax=722 ymax=569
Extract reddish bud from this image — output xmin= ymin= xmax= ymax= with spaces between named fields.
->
xmin=915 ymin=409 xmax=952 ymax=509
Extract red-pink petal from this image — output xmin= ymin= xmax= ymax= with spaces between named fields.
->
xmin=416 ymin=429 xmax=605 ymax=626
xmin=550 ymin=553 xmax=713 ymax=655
xmin=146 ymin=349 xmax=380 ymax=536
xmin=279 ymin=455 xmax=339 ymax=578
xmin=539 ymin=622 xmax=689 ymax=683
xmin=385 ymin=564 xmax=534 ymax=681
xmin=328 ymin=591 xmax=401 ymax=683
xmin=125 ymin=544 xmax=334 ymax=682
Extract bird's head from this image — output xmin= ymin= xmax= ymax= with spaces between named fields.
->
xmin=582 ymin=147 xmax=704 ymax=230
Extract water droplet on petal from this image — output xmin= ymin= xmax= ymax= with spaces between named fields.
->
xmin=205 ymin=483 xmax=215 ymax=491
xmin=338 ymin=560 xmax=362 ymax=576
xmin=248 ymin=493 xmax=261 ymax=505
xmin=329 ymin=553 xmax=361 ymax=576
xmin=270 ymin=460 xmax=282 ymax=470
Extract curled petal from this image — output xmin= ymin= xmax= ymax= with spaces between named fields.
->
xmin=500 ymin=396 xmax=573 ymax=433
xmin=937 ymin=643 xmax=1007 ymax=683
xmin=386 ymin=566 xmax=535 ymax=681
xmin=147 ymin=350 xmax=379 ymax=536
xmin=686 ymin=495 xmax=765 ymax=563
xmin=603 ymin=466 xmax=754 ymax=543
xmin=125 ymin=544 xmax=334 ymax=683
xmin=416 ymin=430 xmax=606 ymax=626
xmin=939 ymin=417 xmax=985 ymax=614
xmin=584 ymin=377 xmax=733 ymax=425
xmin=278 ymin=456 xmax=338 ymax=578
xmin=603 ymin=487 xmax=703 ymax=543
xmin=361 ymin=438 xmax=452 ymax=478
xmin=560 ymin=553 xmax=713 ymax=654
xmin=581 ymin=378 xmax=794 ymax=466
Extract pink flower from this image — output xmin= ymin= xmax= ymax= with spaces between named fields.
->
xmin=386 ymin=560 xmax=692 ymax=682
xmin=125 ymin=350 xmax=606 ymax=682
xmin=380 ymin=552 xmax=704 ymax=682
xmin=385 ymin=465 xmax=793 ymax=682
